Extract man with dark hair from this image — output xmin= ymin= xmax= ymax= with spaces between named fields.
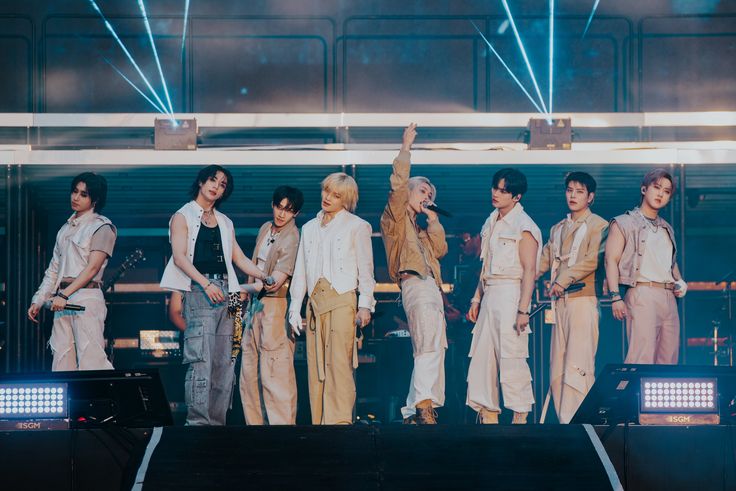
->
xmin=239 ymin=185 xmax=304 ymax=425
xmin=537 ymin=171 xmax=608 ymax=423
xmin=161 ymin=165 xmax=269 ymax=425
xmin=380 ymin=123 xmax=449 ymax=425
xmin=466 ymin=168 xmax=541 ymax=424
xmin=605 ymin=168 xmax=687 ymax=365
xmin=28 ymin=172 xmax=116 ymax=370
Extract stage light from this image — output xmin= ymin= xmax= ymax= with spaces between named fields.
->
xmin=526 ymin=117 xmax=572 ymax=150
xmin=0 ymin=382 xmax=69 ymax=430
xmin=154 ymin=118 xmax=197 ymax=150
xmin=140 ymin=329 xmax=182 ymax=358
xmin=639 ymin=377 xmax=719 ymax=425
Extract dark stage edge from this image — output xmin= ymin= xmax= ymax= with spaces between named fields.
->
xmin=2 ymin=425 xmax=735 ymax=490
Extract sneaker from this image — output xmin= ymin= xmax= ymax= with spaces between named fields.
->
xmin=478 ymin=408 xmax=499 ymax=424
xmin=415 ymin=399 xmax=437 ymax=425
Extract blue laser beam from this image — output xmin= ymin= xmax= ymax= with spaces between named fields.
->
xmin=87 ymin=0 xmax=173 ymax=117
xmin=582 ymin=0 xmax=601 ymax=39
xmin=181 ymin=0 xmax=191 ymax=60
xmin=548 ymin=0 xmax=554 ymax=117
xmin=103 ymin=57 xmax=167 ymax=114
xmin=500 ymin=0 xmax=549 ymax=113
xmin=137 ymin=0 xmax=175 ymax=115
xmin=471 ymin=21 xmax=543 ymax=114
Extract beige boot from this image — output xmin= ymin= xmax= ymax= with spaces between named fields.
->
xmin=415 ymin=399 xmax=437 ymax=425
xmin=403 ymin=415 xmax=417 ymax=425
xmin=478 ymin=408 xmax=499 ymax=424
xmin=512 ymin=411 xmax=528 ymax=424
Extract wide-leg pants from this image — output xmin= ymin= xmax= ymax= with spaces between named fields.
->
xmin=182 ymin=279 xmax=235 ymax=426
xmin=306 ymin=278 xmax=358 ymax=425
xmin=550 ymin=295 xmax=599 ymax=424
xmin=399 ymin=276 xmax=447 ymax=419
xmin=49 ymin=288 xmax=113 ymax=371
xmin=624 ymin=285 xmax=680 ymax=364
xmin=466 ymin=280 xmax=534 ymax=414
xmin=239 ymin=296 xmax=297 ymax=425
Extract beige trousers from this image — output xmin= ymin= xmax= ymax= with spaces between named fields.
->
xmin=550 ymin=295 xmax=599 ymax=424
xmin=306 ymin=278 xmax=358 ymax=425
xmin=49 ymin=288 xmax=113 ymax=371
xmin=399 ymin=275 xmax=447 ymax=419
xmin=624 ymin=285 xmax=680 ymax=364
xmin=239 ymin=296 xmax=297 ymax=425
xmin=466 ymin=280 xmax=534 ymax=414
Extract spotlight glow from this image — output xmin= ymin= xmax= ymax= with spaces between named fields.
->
xmin=181 ymin=0 xmax=191 ymax=60
xmin=470 ymin=21 xmax=544 ymax=114
xmin=87 ymin=0 xmax=172 ymax=117
xmin=582 ymin=0 xmax=601 ymax=39
xmin=103 ymin=58 xmax=167 ymax=114
xmin=137 ymin=0 xmax=175 ymax=114
xmin=548 ymin=0 xmax=554 ymax=117
xmin=500 ymin=0 xmax=549 ymax=113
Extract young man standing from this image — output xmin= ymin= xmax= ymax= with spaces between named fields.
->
xmin=605 ymin=168 xmax=687 ymax=364
xmin=239 ymin=186 xmax=303 ymax=425
xmin=28 ymin=172 xmax=116 ymax=371
xmin=537 ymin=172 xmax=608 ymax=423
xmin=160 ymin=165 xmax=269 ymax=426
xmin=288 ymin=173 xmax=376 ymax=425
xmin=466 ymin=168 xmax=542 ymax=424
xmin=380 ymin=123 xmax=449 ymax=425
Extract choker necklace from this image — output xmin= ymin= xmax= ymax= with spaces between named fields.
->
xmin=639 ymin=210 xmax=658 ymax=232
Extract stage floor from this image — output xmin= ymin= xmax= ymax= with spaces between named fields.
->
xmin=2 ymin=424 xmax=735 ymax=490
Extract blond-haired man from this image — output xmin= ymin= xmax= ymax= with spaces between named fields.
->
xmin=288 ymin=173 xmax=376 ymax=424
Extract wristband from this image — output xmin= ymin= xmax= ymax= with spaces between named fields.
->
xmin=611 ymin=298 xmax=624 ymax=304
xmin=56 ymin=291 xmax=69 ymax=300
xmin=470 ymin=298 xmax=481 ymax=305
xmin=204 ymin=282 xmax=213 ymax=289
xmin=517 ymin=309 xmax=530 ymax=316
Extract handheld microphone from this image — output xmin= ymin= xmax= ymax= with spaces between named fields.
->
xmin=422 ymin=202 xmax=452 ymax=217
xmin=264 ymin=276 xmax=276 ymax=287
xmin=44 ymin=301 xmax=86 ymax=312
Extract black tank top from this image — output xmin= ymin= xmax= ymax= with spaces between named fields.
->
xmin=193 ymin=224 xmax=227 ymax=274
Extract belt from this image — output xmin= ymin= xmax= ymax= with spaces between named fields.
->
xmin=59 ymin=280 xmax=102 ymax=289
xmin=635 ymin=281 xmax=675 ymax=290
xmin=203 ymin=273 xmax=228 ymax=280
xmin=399 ymin=270 xmax=433 ymax=282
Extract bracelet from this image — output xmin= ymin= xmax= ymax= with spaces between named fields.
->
xmin=611 ymin=298 xmax=624 ymax=304
xmin=470 ymin=298 xmax=481 ymax=304
xmin=517 ymin=309 xmax=530 ymax=316
xmin=204 ymin=282 xmax=213 ymax=289
xmin=56 ymin=291 xmax=69 ymax=300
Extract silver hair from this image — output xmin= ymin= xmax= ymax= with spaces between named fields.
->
xmin=408 ymin=176 xmax=437 ymax=201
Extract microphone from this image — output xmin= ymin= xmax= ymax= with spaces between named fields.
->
xmin=264 ymin=276 xmax=276 ymax=287
xmin=422 ymin=202 xmax=452 ymax=218
xmin=44 ymin=301 xmax=86 ymax=312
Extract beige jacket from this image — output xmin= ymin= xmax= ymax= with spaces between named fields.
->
xmin=380 ymin=150 xmax=448 ymax=288
xmin=247 ymin=220 xmax=300 ymax=297
xmin=539 ymin=209 xmax=608 ymax=298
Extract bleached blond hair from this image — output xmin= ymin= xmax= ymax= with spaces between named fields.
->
xmin=321 ymin=172 xmax=359 ymax=212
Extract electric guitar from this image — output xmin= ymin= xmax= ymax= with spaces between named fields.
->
xmin=103 ymin=248 xmax=145 ymax=292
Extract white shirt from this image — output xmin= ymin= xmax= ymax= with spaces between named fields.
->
xmin=256 ymin=230 xmax=276 ymax=272
xmin=31 ymin=212 xmax=116 ymax=305
xmin=637 ymin=226 xmax=675 ymax=283
xmin=289 ymin=210 xmax=376 ymax=313
xmin=480 ymin=203 xmax=542 ymax=281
